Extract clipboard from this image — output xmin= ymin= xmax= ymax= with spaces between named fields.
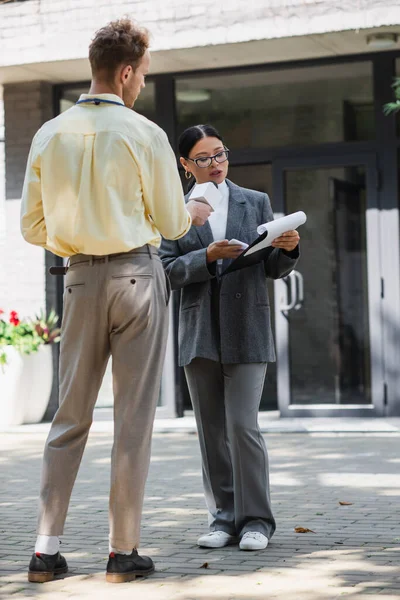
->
xmin=221 ymin=231 xmax=273 ymax=276
xmin=221 ymin=210 xmax=306 ymax=276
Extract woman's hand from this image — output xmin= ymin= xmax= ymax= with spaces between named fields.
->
xmin=271 ymin=230 xmax=300 ymax=252
xmin=206 ymin=240 xmax=244 ymax=263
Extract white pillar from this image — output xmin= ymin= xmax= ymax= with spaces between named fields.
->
xmin=0 ymin=86 xmax=6 ymax=298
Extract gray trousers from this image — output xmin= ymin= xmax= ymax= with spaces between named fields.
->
xmin=37 ymin=247 xmax=169 ymax=551
xmin=184 ymin=358 xmax=276 ymax=539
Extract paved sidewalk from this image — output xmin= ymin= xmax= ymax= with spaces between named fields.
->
xmin=0 ymin=430 xmax=399 ymax=600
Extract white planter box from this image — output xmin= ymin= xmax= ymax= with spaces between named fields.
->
xmin=0 ymin=344 xmax=53 ymax=427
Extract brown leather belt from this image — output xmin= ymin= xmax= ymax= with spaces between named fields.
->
xmin=49 ymin=245 xmax=157 ymax=275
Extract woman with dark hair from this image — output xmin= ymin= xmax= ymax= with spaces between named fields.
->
xmin=160 ymin=125 xmax=300 ymax=551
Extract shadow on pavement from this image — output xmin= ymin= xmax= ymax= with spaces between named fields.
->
xmin=0 ymin=432 xmax=399 ymax=599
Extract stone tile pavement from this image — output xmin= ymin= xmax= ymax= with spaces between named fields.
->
xmin=0 ymin=429 xmax=399 ymax=600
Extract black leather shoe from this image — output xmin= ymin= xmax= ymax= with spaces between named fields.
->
xmin=28 ymin=551 xmax=68 ymax=583
xmin=106 ymin=549 xmax=155 ymax=583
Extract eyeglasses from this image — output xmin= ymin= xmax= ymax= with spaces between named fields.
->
xmin=187 ymin=148 xmax=229 ymax=168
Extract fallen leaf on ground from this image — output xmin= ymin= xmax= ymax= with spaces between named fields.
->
xmin=339 ymin=501 xmax=353 ymax=506
xmin=199 ymin=562 xmax=209 ymax=569
xmin=294 ymin=527 xmax=316 ymax=533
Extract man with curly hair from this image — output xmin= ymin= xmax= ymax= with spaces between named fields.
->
xmin=21 ymin=18 xmax=211 ymax=584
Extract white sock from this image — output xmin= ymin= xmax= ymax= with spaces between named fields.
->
xmin=35 ymin=535 xmax=60 ymax=555
xmin=109 ymin=543 xmax=131 ymax=555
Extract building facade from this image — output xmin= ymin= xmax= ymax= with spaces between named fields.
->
xmin=1 ymin=0 xmax=400 ymax=417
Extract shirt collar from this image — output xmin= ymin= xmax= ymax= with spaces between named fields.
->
xmin=218 ymin=180 xmax=228 ymax=193
xmin=217 ymin=180 xmax=229 ymax=203
xmin=77 ymin=93 xmax=125 ymax=106
xmin=207 ymin=180 xmax=228 ymax=210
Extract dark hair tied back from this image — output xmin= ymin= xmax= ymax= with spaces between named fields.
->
xmin=178 ymin=124 xmax=224 ymax=159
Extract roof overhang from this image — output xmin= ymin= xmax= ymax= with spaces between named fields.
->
xmin=1 ymin=26 xmax=400 ymax=85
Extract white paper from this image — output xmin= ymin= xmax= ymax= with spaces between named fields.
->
xmin=189 ymin=182 xmax=221 ymax=211
xmin=245 ymin=211 xmax=306 ymax=257
xmin=228 ymin=238 xmax=249 ymax=249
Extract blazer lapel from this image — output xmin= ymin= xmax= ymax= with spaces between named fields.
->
xmin=194 ymin=221 xmax=214 ymax=248
xmin=224 ymin=180 xmax=246 ymax=240
xmin=222 ymin=180 xmax=247 ymax=272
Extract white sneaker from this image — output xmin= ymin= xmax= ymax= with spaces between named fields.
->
xmin=239 ymin=532 xmax=269 ymax=551
xmin=197 ymin=531 xmax=237 ymax=548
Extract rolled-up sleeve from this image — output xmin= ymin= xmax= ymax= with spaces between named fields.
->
xmin=141 ymin=130 xmax=191 ymax=240
xmin=20 ymin=134 xmax=47 ymax=248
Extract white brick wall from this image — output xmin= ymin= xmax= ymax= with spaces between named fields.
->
xmin=0 ymin=199 xmax=45 ymax=320
xmin=0 ymin=87 xmax=6 ymax=308
xmin=0 ymin=0 xmax=400 ymax=68
xmin=0 ymin=82 xmax=46 ymax=320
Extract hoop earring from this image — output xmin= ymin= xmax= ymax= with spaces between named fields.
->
xmin=184 ymin=170 xmax=192 ymax=180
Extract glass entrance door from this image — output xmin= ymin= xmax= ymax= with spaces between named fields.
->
xmin=273 ymin=154 xmax=384 ymax=416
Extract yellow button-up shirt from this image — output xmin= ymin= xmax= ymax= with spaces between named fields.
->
xmin=20 ymin=93 xmax=191 ymax=257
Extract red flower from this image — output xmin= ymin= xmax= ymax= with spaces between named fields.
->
xmin=9 ymin=310 xmax=20 ymax=326
xmin=0 ymin=309 xmax=4 ymax=317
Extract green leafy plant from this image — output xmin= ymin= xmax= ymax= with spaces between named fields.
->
xmin=384 ymin=78 xmax=400 ymax=115
xmin=0 ymin=308 xmax=60 ymax=368
xmin=32 ymin=309 xmax=61 ymax=345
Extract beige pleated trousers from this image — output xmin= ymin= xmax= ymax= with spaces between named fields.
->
xmin=37 ymin=246 xmax=170 ymax=551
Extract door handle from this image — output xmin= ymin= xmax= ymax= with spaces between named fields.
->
xmin=280 ymin=270 xmax=304 ymax=312
xmin=280 ymin=271 xmax=297 ymax=311
xmin=293 ymin=271 xmax=304 ymax=310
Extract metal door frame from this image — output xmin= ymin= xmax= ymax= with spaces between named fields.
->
xmin=272 ymin=153 xmax=385 ymax=417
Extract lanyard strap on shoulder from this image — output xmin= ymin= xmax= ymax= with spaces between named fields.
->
xmin=76 ymin=98 xmax=124 ymax=107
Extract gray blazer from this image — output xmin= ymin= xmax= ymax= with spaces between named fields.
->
xmin=159 ymin=180 xmax=299 ymax=366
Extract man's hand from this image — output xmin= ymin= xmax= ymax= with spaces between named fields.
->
xmin=187 ymin=200 xmax=212 ymax=227
xmin=271 ymin=230 xmax=300 ymax=252
xmin=206 ymin=240 xmax=244 ymax=263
